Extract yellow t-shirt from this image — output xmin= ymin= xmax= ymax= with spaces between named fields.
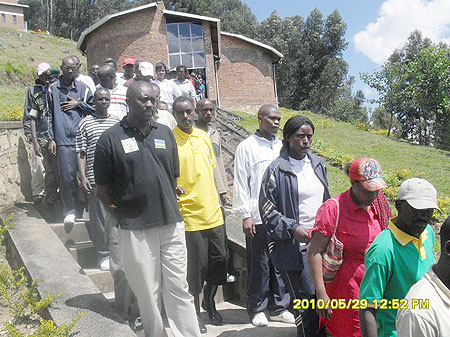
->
xmin=173 ymin=127 xmax=223 ymax=231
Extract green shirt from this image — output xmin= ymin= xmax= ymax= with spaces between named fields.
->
xmin=359 ymin=220 xmax=435 ymax=337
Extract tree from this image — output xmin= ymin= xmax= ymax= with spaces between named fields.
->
xmin=405 ymin=45 xmax=450 ymax=149
xmin=258 ymin=8 xmax=349 ymax=112
xmin=362 ymin=31 xmax=450 ymax=149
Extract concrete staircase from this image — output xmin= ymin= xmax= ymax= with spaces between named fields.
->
xmin=50 ymin=220 xmax=115 ymax=300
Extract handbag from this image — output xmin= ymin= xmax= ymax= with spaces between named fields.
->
xmin=322 ymin=198 xmax=344 ymax=284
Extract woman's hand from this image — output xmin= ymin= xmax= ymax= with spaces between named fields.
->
xmin=316 ymin=290 xmax=333 ymax=320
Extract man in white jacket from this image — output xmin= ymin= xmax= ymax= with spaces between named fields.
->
xmin=233 ymin=104 xmax=294 ymax=327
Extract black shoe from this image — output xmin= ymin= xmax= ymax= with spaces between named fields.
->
xmin=194 ymin=294 xmax=208 ymax=333
xmin=128 ymin=316 xmax=143 ymax=332
xmin=198 ymin=316 xmax=207 ymax=334
xmin=202 ymin=283 xmax=223 ymax=325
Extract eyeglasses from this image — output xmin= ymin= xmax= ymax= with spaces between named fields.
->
xmin=62 ymin=65 xmax=77 ymax=71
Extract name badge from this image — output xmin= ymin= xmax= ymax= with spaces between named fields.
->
xmin=121 ymin=137 xmax=139 ymax=153
xmin=154 ymin=139 xmax=166 ymax=149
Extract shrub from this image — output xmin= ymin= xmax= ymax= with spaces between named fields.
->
xmin=0 ymin=104 xmax=23 ymax=121
xmin=370 ymin=129 xmax=389 ymax=136
xmin=354 ymin=122 xmax=369 ymax=131
xmin=0 ymin=215 xmax=83 ymax=336
xmin=0 ymin=38 xmax=7 ymax=51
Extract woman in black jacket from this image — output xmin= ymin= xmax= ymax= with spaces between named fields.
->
xmin=259 ymin=115 xmax=330 ymax=337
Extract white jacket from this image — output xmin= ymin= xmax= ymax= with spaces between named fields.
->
xmin=232 ymin=132 xmax=282 ymax=224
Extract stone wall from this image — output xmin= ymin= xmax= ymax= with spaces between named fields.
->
xmin=0 ymin=121 xmax=31 ymax=211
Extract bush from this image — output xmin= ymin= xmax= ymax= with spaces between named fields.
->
xmin=0 ymin=38 xmax=7 ymax=51
xmin=370 ymin=129 xmax=389 ymax=136
xmin=354 ymin=122 xmax=369 ymax=131
xmin=0 ymin=215 xmax=83 ymax=336
xmin=0 ymin=104 xmax=23 ymax=121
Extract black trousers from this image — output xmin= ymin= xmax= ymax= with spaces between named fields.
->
xmin=185 ymin=224 xmax=227 ymax=295
xmin=282 ymin=251 xmax=325 ymax=337
xmin=245 ymin=224 xmax=290 ymax=318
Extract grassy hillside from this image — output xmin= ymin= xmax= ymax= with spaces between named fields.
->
xmin=233 ymin=108 xmax=449 ymax=220
xmin=0 ymin=27 xmax=86 ymax=113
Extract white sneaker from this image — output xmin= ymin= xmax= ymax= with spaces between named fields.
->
xmin=99 ymin=257 xmax=110 ymax=271
xmin=226 ymin=273 xmax=236 ymax=283
xmin=269 ymin=310 xmax=295 ymax=324
xmin=251 ymin=312 xmax=268 ymax=327
xmin=63 ymin=214 xmax=75 ymax=225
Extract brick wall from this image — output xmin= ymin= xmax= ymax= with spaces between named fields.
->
xmin=85 ymin=6 xmax=168 ymax=72
xmin=217 ymin=34 xmax=277 ymax=113
xmin=202 ymin=21 xmax=217 ymax=102
xmin=0 ymin=4 xmax=25 ymax=31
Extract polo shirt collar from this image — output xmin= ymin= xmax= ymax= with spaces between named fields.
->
xmin=428 ymin=265 xmax=450 ymax=306
xmin=388 ymin=219 xmax=429 ymax=260
xmin=344 ymin=188 xmax=364 ymax=212
xmin=174 ymin=126 xmax=198 ymax=140
xmin=425 ymin=264 xmax=450 ymax=307
xmin=121 ymin=117 xmax=156 ymax=131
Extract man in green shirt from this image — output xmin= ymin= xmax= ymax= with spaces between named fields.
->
xmin=359 ymin=178 xmax=440 ymax=337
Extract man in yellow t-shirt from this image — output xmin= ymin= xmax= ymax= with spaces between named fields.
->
xmin=173 ymin=96 xmax=227 ymax=333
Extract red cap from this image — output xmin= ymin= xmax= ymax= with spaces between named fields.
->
xmin=123 ymin=58 xmax=135 ymax=66
xmin=349 ymin=158 xmax=387 ymax=192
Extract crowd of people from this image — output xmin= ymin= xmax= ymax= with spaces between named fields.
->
xmin=22 ymin=56 xmax=449 ymax=337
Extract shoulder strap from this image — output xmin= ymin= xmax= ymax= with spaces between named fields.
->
xmin=330 ymin=198 xmax=340 ymax=236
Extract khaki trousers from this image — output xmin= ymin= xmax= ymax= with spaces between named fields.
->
xmin=120 ymin=222 xmax=200 ymax=337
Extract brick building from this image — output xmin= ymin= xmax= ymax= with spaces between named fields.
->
xmin=0 ymin=0 xmax=28 ymax=31
xmin=77 ymin=2 xmax=282 ymax=111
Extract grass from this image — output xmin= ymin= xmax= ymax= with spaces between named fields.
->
xmin=232 ymin=108 xmax=450 ymax=200
xmin=0 ymin=27 xmax=86 ymax=109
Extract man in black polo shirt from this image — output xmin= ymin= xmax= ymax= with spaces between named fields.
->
xmin=94 ymin=81 xmax=200 ymax=337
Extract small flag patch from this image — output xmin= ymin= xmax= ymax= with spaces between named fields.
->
xmin=154 ymin=139 xmax=166 ymax=149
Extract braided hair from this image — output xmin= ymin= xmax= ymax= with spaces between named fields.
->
xmin=280 ymin=115 xmax=315 ymax=155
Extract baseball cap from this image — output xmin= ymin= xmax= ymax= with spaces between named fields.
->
xmin=123 ymin=58 xmax=135 ymax=66
xmin=139 ymin=62 xmax=154 ymax=77
xmin=349 ymin=158 xmax=387 ymax=192
xmin=397 ymin=178 xmax=440 ymax=212
xmin=37 ymin=62 xmax=51 ymax=75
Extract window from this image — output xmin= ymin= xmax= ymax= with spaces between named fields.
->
xmin=1 ymin=14 xmax=5 ymax=24
xmin=12 ymin=15 xmax=16 ymax=25
xmin=166 ymin=22 xmax=206 ymax=69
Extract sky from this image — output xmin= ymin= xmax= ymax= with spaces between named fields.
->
xmin=241 ymin=0 xmax=450 ymax=106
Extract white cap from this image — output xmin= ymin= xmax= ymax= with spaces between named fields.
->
xmin=397 ymin=178 xmax=440 ymax=212
xmin=37 ymin=62 xmax=51 ymax=76
xmin=139 ymin=62 xmax=154 ymax=77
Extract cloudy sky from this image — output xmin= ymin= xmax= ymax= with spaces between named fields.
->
xmin=242 ymin=0 xmax=450 ymax=103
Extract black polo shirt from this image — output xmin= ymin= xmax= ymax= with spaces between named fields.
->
xmin=94 ymin=117 xmax=183 ymax=229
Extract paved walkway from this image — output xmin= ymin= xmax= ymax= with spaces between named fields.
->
xmin=145 ymin=301 xmax=296 ymax=337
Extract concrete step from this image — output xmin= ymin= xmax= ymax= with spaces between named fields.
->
xmin=50 ymin=221 xmax=91 ymax=245
xmin=83 ymin=267 xmax=114 ymax=293
xmin=103 ymin=291 xmax=115 ymax=303
xmin=67 ymin=240 xmax=98 ymax=268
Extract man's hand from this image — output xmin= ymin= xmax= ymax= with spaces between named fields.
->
xmin=33 ymin=142 xmax=42 ymax=157
xmin=242 ymin=217 xmax=256 ymax=238
xmin=176 ymin=185 xmax=187 ymax=200
xmin=105 ymin=204 xmax=117 ymax=218
xmin=48 ymin=140 xmax=57 ymax=156
xmin=60 ymin=95 xmax=79 ymax=111
xmin=219 ymin=193 xmax=227 ymax=206
xmin=81 ymin=177 xmax=92 ymax=192
xmin=293 ymin=226 xmax=310 ymax=243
